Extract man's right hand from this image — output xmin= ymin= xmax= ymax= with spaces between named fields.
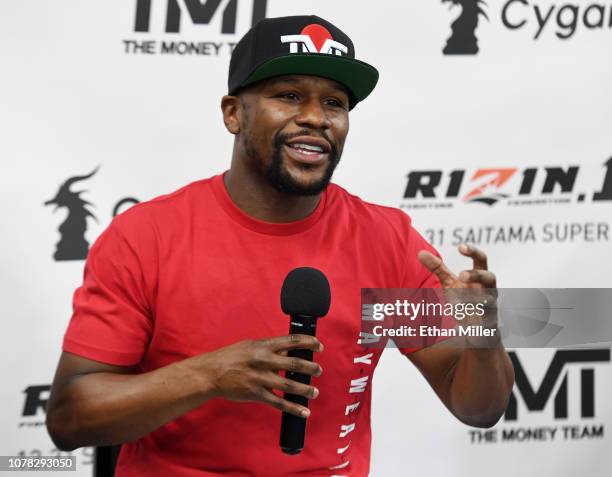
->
xmin=193 ymin=335 xmax=324 ymax=418
xmin=47 ymin=335 xmax=324 ymax=450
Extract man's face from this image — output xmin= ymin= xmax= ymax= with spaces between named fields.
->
xmin=235 ymin=75 xmax=350 ymax=195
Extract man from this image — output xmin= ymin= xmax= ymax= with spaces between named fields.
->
xmin=46 ymin=15 xmax=514 ymax=477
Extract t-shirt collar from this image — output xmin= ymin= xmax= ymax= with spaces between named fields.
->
xmin=210 ymin=171 xmax=327 ymax=236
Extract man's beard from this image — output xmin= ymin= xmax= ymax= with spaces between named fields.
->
xmin=264 ymin=130 xmax=341 ymax=196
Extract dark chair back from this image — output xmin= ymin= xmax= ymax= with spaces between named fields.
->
xmin=94 ymin=445 xmax=121 ymax=477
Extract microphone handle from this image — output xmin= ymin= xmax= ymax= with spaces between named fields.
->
xmin=280 ymin=315 xmax=318 ymax=455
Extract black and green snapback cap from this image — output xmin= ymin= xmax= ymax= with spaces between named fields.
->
xmin=228 ymin=15 xmax=379 ymax=110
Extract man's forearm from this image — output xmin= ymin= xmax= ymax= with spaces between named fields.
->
xmin=448 ymin=341 xmax=515 ymax=428
xmin=47 ymin=357 xmax=216 ymax=450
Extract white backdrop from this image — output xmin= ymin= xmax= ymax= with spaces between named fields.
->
xmin=1 ymin=1 xmax=610 ymax=476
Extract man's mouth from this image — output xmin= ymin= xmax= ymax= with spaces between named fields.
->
xmin=284 ymin=137 xmax=331 ymax=165
xmin=288 ymin=143 xmax=325 ymax=154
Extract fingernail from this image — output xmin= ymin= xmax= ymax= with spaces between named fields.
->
xmin=460 ymin=243 xmax=469 ymax=252
xmin=317 ymin=366 xmax=323 ymax=376
xmin=301 ymin=409 xmax=310 ymax=417
xmin=318 ymin=343 xmax=324 ymax=352
xmin=312 ymin=388 xmax=319 ymax=398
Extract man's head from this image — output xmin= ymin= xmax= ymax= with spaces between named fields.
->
xmin=222 ymin=15 xmax=378 ymax=195
xmin=222 ymin=74 xmax=349 ymax=195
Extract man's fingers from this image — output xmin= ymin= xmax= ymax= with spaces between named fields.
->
xmin=259 ymin=389 xmax=311 ymax=418
xmin=458 ymin=269 xmax=497 ymax=288
xmin=267 ymin=374 xmax=319 ymax=400
xmin=272 ymin=355 xmax=322 ymax=377
xmin=263 ymin=334 xmax=324 ymax=353
xmin=458 ymin=243 xmax=488 ymax=270
xmin=417 ymin=250 xmax=456 ymax=286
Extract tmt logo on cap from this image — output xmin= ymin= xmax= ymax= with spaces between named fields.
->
xmin=280 ymin=24 xmax=348 ymax=56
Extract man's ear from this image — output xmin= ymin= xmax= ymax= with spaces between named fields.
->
xmin=221 ymin=95 xmax=241 ymax=135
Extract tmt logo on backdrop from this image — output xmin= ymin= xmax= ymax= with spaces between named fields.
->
xmin=401 ymin=157 xmax=612 ymax=208
xmin=45 ymin=167 xmax=139 ymax=261
xmin=507 ymin=349 xmax=610 ymax=421
xmin=134 ymin=0 xmax=268 ymax=34
xmin=441 ymin=0 xmax=612 ymax=55
xmin=125 ymin=0 xmax=268 ymax=55
xmin=468 ymin=349 xmax=610 ymax=444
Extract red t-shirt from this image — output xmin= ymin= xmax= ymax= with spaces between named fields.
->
xmin=63 ymin=172 xmax=440 ymax=477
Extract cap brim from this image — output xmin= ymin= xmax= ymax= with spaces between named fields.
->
xmin=241 ymin=54 xmax=379 ymax=109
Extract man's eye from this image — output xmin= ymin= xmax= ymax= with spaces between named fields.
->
xmin=325 ymin=98 xmax=345 ymax=109
xmin=279 ymin=92 xmax=299 ymax=101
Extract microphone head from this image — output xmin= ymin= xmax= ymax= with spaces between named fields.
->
xmin=281 ymin=267 xmax=331 ymax=317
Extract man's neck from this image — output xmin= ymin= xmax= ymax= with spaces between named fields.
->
xmin=223 ymin=163 xmax=321 ymax=223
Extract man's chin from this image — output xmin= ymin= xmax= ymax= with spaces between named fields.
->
xmin=269 ymin=166 xmax=333 ymax=196
xmin=275 ymin=176 xmax=331 ymax=196
xmin=264 ymin=147 xmax=339 ymax=196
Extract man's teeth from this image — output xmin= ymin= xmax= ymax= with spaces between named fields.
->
xmin=289 ymin=143 xmax=324 ymax=153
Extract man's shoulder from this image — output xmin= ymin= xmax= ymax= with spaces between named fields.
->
xmin=107 ymin=175 xmax=218 ymax=245
xmin=328 ymin=182 xmax=413 ymax=231
xmin=115 ymin=176 xmax=215 ymax=225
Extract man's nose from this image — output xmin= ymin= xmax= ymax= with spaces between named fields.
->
xmin=294 ymin=98 xmax=331 ymax=130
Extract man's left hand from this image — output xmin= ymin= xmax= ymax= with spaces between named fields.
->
xmin=417 ymin=244 xmax=499 ymax=345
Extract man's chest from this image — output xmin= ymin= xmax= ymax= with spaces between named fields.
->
xmin=143 ymin=226 xmax=392 ymax=374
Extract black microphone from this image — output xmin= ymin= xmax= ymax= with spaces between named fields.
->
xmin=279 ymin=267 xmax=331 ymax=455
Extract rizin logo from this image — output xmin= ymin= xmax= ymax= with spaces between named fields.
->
xmin=442 ymin=0 xmax=488 ymax=54
xmin=281 ymin=24 xmax=348 ymax=56
xmin=401 ymin=158 xmax=612 ymax=208
xmin=19 ymin=384 xmax=51 ymax=428
xmin=463 ymin=168 xmax=517 ymax=205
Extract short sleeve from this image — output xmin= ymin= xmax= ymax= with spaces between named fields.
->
xmin=396 ymin=223 xmax=443 ymax=356
xmin=63 ymin=218 xmax=154 ymax=366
